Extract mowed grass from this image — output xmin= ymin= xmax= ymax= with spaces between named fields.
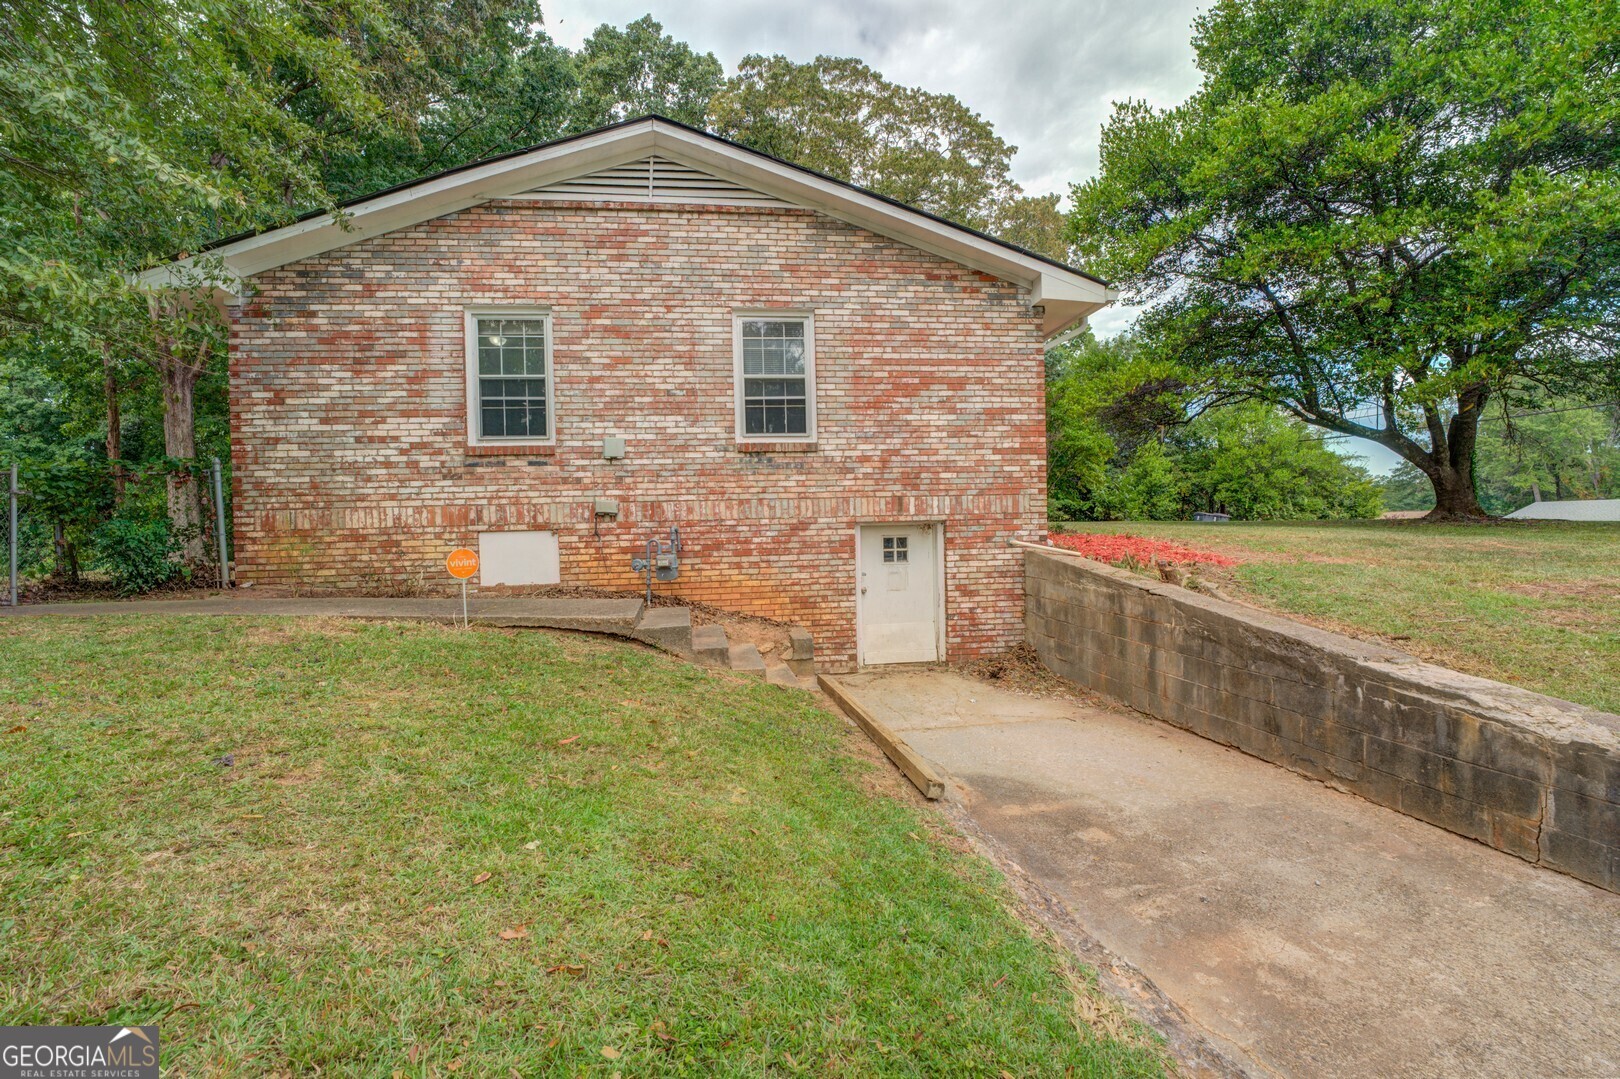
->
xmin=1057 ymin=520 xmax=1620 ymax=713
xmin=0 ymin=617 xmax=1164 ymax=1077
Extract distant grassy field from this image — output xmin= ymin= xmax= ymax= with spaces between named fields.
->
xmin=0 ymin=617 xmax=1163 ymax=1076
xmin=1055 ymin=520 xmax=1620 ymax=714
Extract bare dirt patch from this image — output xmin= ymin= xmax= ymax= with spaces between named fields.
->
xmin=956 ymin=644 xmax=1108 ymax=706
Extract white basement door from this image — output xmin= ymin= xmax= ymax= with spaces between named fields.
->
xmin=858 ymin=523 xmax=941 ymax=665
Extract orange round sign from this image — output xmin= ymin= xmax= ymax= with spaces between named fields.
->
xmin=446 ymin=548 xmax=479 ymax=580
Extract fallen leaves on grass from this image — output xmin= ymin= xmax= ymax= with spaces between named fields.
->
xmin=471 ymin=872 xmax=492 ymax=885
xmin=497 ymin=926 xmax=528 ymax=940
xmin=600 ymin=1046 xmax=621 ymax=1060
xmin=556 ymin=735 xmax=581 ymax=745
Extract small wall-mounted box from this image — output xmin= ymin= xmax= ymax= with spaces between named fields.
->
xmin=594 ymin=498 xmax=619 ymax=517
xmin=602 ymin=436 xmax=626 ymax=459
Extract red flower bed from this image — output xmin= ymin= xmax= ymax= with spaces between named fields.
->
xmin=1046 ymin=531 xmax=1241 ymax=568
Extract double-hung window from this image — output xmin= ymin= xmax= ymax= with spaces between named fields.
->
xmin=735 ymin=314 xmax=814 ymax=440
xmin=466 ymin=311 xmax=553 ymax=445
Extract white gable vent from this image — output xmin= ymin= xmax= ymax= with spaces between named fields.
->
xmin=517 ymin=156 xmax=790 ymax=207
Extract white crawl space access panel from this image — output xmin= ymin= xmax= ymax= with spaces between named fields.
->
xmin=477 ymin=530 xmax=560 ymax=586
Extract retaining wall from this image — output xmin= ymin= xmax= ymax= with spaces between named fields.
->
xmin=1024 ymin=545 xmax=1620 ymax=893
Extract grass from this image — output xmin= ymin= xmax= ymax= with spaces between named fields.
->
xmin=0 ymin=617 xmax=1165 ymax=1077
xmin=1056 ymin=519 xmax=1620 ymax=714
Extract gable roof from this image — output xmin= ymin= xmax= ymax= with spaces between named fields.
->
xmin=136 ymin=115 xmax=1115 ymax=337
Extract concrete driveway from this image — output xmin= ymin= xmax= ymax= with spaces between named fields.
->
xmin=838 ymin=669 xmax=1620 ymax=1079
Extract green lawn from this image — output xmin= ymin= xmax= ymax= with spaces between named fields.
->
xmin=1057 ymin=520 xmax=1620 ymax=714
xmin=0 ymin=617 xmax=1163 ymax=1077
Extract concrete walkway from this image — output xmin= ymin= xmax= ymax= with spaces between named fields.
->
xmin=839 ymin=669 xmax=1620 ymax=1079
xmin=0 ymin=595 xmax=646 ymax=633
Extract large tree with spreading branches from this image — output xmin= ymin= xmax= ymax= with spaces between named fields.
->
xmin=1069 ymin=0 xmax=1620 ymax=518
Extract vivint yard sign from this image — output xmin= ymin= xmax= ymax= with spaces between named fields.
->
xmin=446 ymin=547 xmax=477 ymax=626
xmin=2 ymin=1025 xmax=159 ymax=1078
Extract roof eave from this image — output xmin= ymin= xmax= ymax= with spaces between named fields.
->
xmin=132 ymin=116 xmax=1117 ymax=334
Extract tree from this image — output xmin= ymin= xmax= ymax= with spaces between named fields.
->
xmin=1377 ymin=463 xmax=1435 ymax=512
xmin=1069 ymin=0 xmax=1620 ymax=519
xmin=2 ymin=0 xmax=391 ymax=552
xmin=1102 ymin=441 xmax=1183 ymax=521
xmin=988 ymin=194 xmax=1071 ymax=263
xmin=710 ymin=55 xmax=1034 ymax=236
xmin=573 ymin=16 xmax=722 ymax=131
xmin=1046 ymin=331 xmax=1384 ymax=520
xmin=1 ymin=0 xmax=530 ymax=556
xmin=1475 ymin=397 xmax=1619 ymax=512
xmin=1173 ymin=403 xmax=1384 ymax=519
xmin=314 ymin=2 xmax=579 ymax=201
xmin=1045 ymin=330 xmax=1190 ymax=519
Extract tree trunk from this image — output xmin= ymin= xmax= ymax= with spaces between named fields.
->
xmin=103 ymin=342 xmax=123 ymax=505
xmin=160 ymin=359 xmax=209 ymax=564
xmin=1415 ymin=381 xmax=1491 ymax=521
xmin=53 ymin=518 xmax=71 ymax=580
xmin=1425 ymin=462 xmax=1489 ymax=520
xmin=149 ymin=297 xmax=211 ymax=565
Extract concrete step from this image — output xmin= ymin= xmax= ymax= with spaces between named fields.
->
xmin=727 ymin=642 xmax=766 ymax=676
xmin=691 ymin=623 xmax=730 ymax=666
xmin=631 ymin=606 xmax=693 ymax=655
xmin=786 ymin=625 xmax=816 ymax=679
xmin=787 ymin=626 xmax=815 ymax=661
xmin=764 ymin=658 xmax=801 ymax=688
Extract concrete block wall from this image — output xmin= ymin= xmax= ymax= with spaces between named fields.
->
xmin=1024 ymin=546 xmax=1620 ymax=893
xmin=227 ymin=200 xmax=1049 ymax=669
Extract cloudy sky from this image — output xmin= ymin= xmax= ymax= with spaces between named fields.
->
xmin=547 ymin=0 xmax=1208 ymax=340
xmin=546 ymin=0 xmax=1401 ymax=472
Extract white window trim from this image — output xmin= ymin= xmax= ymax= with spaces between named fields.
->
xmin=464 ymin=307 xmax=556 ymax=447
xmin=733 ymin=310 xmax=816 ymax=443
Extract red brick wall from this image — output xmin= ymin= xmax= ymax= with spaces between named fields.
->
xmin=230 ymin=200 xmax=1047 ymax=669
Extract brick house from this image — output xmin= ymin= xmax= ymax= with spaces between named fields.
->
xmin=140 ymin=117 xmax=1114 ymax=670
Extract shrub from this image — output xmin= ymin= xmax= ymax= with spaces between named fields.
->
xmin=93 ymin=515 xmax=179 ymax=595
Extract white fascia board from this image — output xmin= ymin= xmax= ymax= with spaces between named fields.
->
xmin=138 ymin=124 xmax=665 ymax=288
xmin=131 ymin=260 xmax=250 ymax=312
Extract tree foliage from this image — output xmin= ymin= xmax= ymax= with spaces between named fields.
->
xmin=710 ymin=54 xmax=1068 ymax=256
xmin=1475 ymin=397 xmax=1619 ymax=512
xmin=1047 ymin=332 xmax=1383 ymax=521
xmin=1069 ymin=0 xmax=1620 ymax=518
xmin=573 ymin=15 xmax=722 ymax=131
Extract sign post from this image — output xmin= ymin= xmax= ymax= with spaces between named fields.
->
xmin=445 ymin=547 xmax=478 ymax=628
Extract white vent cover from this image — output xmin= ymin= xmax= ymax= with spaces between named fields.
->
xmin=517 ymin=156 xmax=790 ymax=207
xmin=478 ymin=530 xmax=560 ymax=586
